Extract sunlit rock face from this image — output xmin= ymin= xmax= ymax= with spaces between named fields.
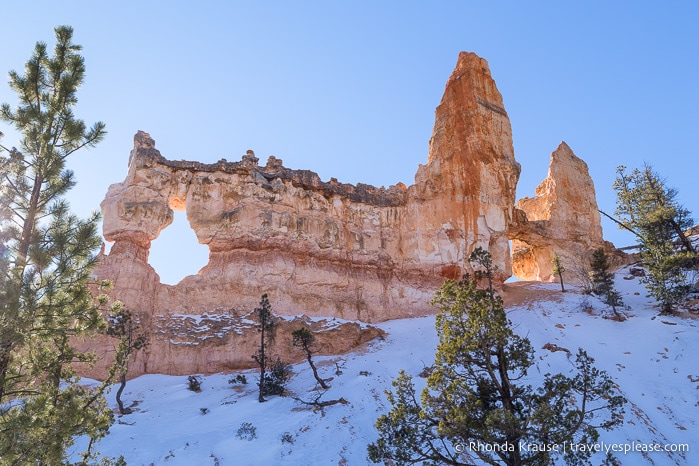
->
xmin=88 ymin=52 xmax=524 ymax=377
xmin=414 ymin=52 xmax=521 ymax=283
xmin=509 ymin=142 xmax=615 ymax=282
xmin=98 ymin=51 xmax=519 ymax=318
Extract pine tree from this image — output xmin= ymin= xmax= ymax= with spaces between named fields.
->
xmin=368 ymin=248 xmax=626 ymax=466
xmin=612 ymin=164 xmax=696 ymax=314
xmin=0 ymin=26 xmax=120 ymax=464
xmin=552 ymin=253 xmax=566 ymax=292
xmin=292 ymin=327 xmax=329 ymax=389
xmin=261 ymin=358 xmax=290 ymax=397
xmin=590 ymin=248 xmax=624 ymax=319
xmin=590 ymin=248 xmax=612 ymax=295
xmin=251 ymin=294 xmax=277 ymax=402
xmin=106 ymin=306 xmax=149 ymax=414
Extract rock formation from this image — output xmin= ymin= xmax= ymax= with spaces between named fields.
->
xmin=414 ymin=52 xmax=521 ymax=282
xmin=88 ymin=51 xmax=522 ymax=377
xmin=76 ymin=311 xmax=384 ymax=380
xmin=509 ymin=142 xmax=614 ymax=282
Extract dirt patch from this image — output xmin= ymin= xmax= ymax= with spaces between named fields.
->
xmin=502 ymin=282 xmax=564 ymax=308
xmin=542 ymin=342 xmax=571 ymax=355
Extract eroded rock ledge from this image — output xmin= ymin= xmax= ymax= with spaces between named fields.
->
xmin=131 ymin=136 xmax=409 ymax=208
xmin=77 ymin=312 xmax=384 ymax=379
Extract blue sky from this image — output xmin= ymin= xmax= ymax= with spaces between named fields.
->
xmin=1 ymin=1 xmax=697 ymax=284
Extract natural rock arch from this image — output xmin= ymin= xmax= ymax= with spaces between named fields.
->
xmin=509 ymin=142 xmax=619 ymax=282
xmin=97 ymin=52 xmax=521 ymax=324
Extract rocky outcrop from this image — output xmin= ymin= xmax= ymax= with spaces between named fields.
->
xmin=88 ymin=51 xmax=522 ymax=377
xmin=98 ymin=52 xmax=519 ymax=313
xmin=76 ymin=311 xmax=384 ymax=380
xmin=414 ymin=52 xmax=521 ymax=282
xmin=510 ymin=142 xmax=613 ymax=282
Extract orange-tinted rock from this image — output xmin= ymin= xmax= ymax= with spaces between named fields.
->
xmin=414 ymin=52 xmax=521 ymax=282
xmin=75 ymin=312 xmax=384 ymax=380
xmin=87 ymin=52 xmax=522 ymax=377
xmin=510 ymin=142 xmax=613 ymax=282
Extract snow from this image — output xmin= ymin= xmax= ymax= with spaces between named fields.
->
xmin=72 ymin=267 xmax=698 ymax=465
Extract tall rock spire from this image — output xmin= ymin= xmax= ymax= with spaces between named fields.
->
xmin=510 ymin=141 xmax=613 ymax=281
xmin=413 ymin=51 xmax=521 ymax=279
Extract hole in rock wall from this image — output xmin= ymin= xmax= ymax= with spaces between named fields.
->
xmin=148 ymin=209 xmax=209 ymax=285
xmin=505 ymin=239 xmax=520 ymax=283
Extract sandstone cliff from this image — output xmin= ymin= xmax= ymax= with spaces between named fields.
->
xmin=414 ymin=52 xmax=521 ymax=282
xmin=90 ymin=51 xmax=522 ymax=377
xmin=98 ymin=51 xmax=519 ymax=318
xmin=76 ymin=311 xmax=384 ymax=380
xmin=510 ymin=142 xmax=614 ymax=282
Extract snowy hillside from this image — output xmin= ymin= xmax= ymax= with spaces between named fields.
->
xmin=72 ymin=267 xmax=698 ymax=465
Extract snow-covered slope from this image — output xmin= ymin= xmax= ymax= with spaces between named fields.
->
xmin=73 ymin=268 xmax=698 ymax=465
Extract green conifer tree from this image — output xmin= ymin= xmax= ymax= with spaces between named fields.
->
xmin=0 ymin=26 xmax=120 ymax=464
xmin=252 ymin=294 xmax=278 ymax=402
xmin=590 ymin=248 xmax=624 ymax=319
xmin=106 ymin=306 xmax=149 ymax=414
xmin=613 ymin=165 xmax=696 ymax=313
xmin=368 ymin=248 xmax=626 ymax=466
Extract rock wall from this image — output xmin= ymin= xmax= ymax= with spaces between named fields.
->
xmin=75 ymin=311 xmax=384 ymax=380
xmin=98 ymin=51 xmax=519 ymax=320
xmin=509 ymin=142 xmax=614 ymax=282
xmin=89 ymin=52 xmax=523 ymax=377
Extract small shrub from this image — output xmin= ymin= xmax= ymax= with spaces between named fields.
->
xmin=200 ymin=407 xmax=209 ymax=415
xmin=280 ymin=432 xmax=295 ymax=444
xmin=579 ymin=295 xmax=593 ymax=313
xmin=418 ymin=365 xmax=434 ymax=378
xmin=261 ymin=358 xmax=290 ymax=397
xmin=236 ymin=422 xmax=257 ymax=441
xmin=228 ymin=374 xmax=248 ymax=385
xmin=187 ymin=375 xmax=202 ymax=392
xmin=572 ymin=261 xmax=594 ymax=294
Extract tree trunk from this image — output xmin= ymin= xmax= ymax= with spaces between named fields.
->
xmin=306 ymin=349 xmax=329 ymax=389
xmin=258 ymin=323 xmax=266 ymax=403
xmin=496 ymin=347 xmax=523 ymax=466
xmin=0 ymin=175 xmax=44 ymax=402
xmin=116 ymin=373 xmax=127 ymax=414
xmin=670 ymin=219 xmax=695 ymax=253
xmin=18 ymin=174 xmax=44 ymax=267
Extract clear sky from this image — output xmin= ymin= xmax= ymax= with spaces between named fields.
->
xmin=1 ymin=1 xmax=697 ymax=284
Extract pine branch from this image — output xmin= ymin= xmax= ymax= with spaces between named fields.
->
xmin=598 ymin=209 xmax=644 ymax=241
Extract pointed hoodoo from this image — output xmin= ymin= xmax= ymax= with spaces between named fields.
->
xmin=414 ymin=51 xmax=521 ymax=282
xmin=509 ymin=142 xmax=614 ymax=282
